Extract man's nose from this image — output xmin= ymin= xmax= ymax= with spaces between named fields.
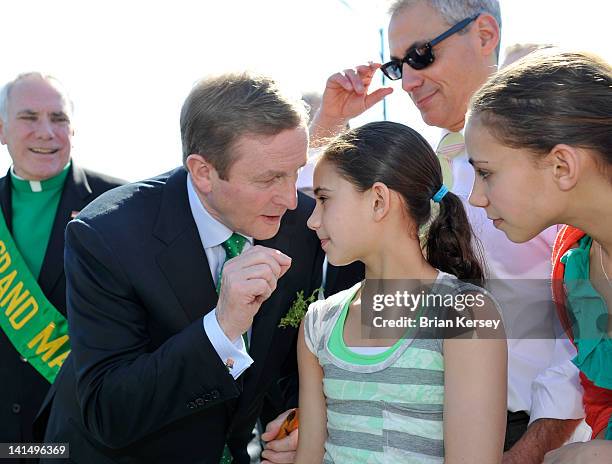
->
xmin=401 ymin=63 xmax=424 ymax=93
xmin=276 ymin=179 xmax=298 ymax=211
xmin=35 ymin=119 xmax=55 ymax=140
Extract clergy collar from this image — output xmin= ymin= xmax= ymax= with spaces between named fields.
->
xmin=10 ymin=161 xmax=71 ymax=193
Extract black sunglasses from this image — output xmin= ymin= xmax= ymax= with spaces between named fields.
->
xmin=381 ymin=13 xmax=481 ymax=79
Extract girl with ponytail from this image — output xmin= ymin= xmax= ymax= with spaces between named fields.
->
xmin=295 ymin=121 xmax=506 ymax=464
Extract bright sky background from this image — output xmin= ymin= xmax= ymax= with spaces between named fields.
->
xmin=2 ymin=0 xmax=611 ymax=181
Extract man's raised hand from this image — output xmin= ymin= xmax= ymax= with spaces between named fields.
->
xmin=309 ymin=62 xmax=393 ymax=144
xmin=216 ymin=245 xmax=291 ymax=341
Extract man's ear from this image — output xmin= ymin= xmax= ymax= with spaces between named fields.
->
xmin=475 ymin=13 xmax=500 ymax=58
xmin=0 ymin=119 xmax=7 ymax=145
xmin=186 ymin=154 xmax=215 ymax=193
xmin=371 ymin=182 xmax=391 ymax=222
xmin=548 ymin=144 xmax=581 ymax=192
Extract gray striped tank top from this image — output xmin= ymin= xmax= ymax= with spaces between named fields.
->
xmin=303 ymin=273 xmax=473 ymax=463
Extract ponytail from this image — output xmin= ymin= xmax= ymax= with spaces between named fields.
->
xmin=426 ymin=192 xmax=485 ymax=284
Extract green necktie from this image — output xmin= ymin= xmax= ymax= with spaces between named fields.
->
xmin=218 ymin=232 xmax=248 ymax=464
xmin=435 ymin=131 xmax=465 ymax=191
xmin=217 ymin=232 xmax=250 ymax=351
xmin=221 ymin=233 xmax=248 ymax=263
xmin=217 ymin=233 xmax=249 ymax=292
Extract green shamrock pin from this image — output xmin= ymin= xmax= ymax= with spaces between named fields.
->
xmin=278 ymin=288 xmax=322 ymax=328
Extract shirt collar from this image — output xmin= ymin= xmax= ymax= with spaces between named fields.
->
xmin=10 ymin=161 xmax=71 ymax=193
xmin=439 ymin=127 xmax=465 ymax=140
xmin=186 ymin=174 xmax=253 ymax=249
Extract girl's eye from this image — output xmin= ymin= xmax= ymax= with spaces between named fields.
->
xmin=476 ymin=169 xmax=491 ymax=180
xmin=317 ymin=196 xmax=327 ymax=204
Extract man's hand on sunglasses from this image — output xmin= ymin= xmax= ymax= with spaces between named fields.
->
xmin=309 ymin=62 xmax=393 ymax=146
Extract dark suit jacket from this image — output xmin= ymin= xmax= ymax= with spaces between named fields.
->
xmin=43 ymin=168 xmax=362 ymax=464
xmin=0 ymin=164 xmax=124 ymax=450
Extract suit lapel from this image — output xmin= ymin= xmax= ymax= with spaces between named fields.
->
xmin=246 ymin=215 xmax=295 ymax=374
xmin=0 ymin=169 xmax=13 ymax=230
xmin=154 ymin=169 xmax=218 ymax=323
xmin=228 ymin=213 xmax=301 ymax=426
xmin=38 ymin=164 xmax=92 ymax=299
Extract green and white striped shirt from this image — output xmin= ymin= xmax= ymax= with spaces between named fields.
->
xmin=304 ymin=273 xmax=472 ymax=463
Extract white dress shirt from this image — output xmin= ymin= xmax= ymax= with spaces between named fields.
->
xmin=446 ymin=131 xmax=589 ymax=439
xmin=187 ymin=175 xmax=254 ymax=379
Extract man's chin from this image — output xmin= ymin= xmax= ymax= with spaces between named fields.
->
xmin=420 ymin=111 xmax=444 ymax=129
xmin=25 ymin=157 xmax=70 ymax=181
xmin=250 ymin=219 xmax=283 ymax=241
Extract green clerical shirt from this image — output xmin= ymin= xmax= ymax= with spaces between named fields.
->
xmin=10 ymin=163 xmax=71 ymax=279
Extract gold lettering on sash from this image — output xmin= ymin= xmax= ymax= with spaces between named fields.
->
xmin=2 ymin=281 xmax=30 ymax=317
xmin=9 ymin=295 xmax=39 ymax=329
xmin=0 ymin=222 xmax=71 ymax=379
xmin=0 ymin=240 xmax=11 ymax=273
xmin=48 ymin=350 xmax=70 ymax=368
xmin=0 ymin=270 xmax=17 ymax=300
xmin=27 ymin=322 xmax=69 ymax=362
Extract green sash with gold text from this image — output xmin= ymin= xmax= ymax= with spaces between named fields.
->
xmin=0 ymin=212 xmax=70 ymax=383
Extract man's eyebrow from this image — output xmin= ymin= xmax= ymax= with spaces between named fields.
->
xmin=255 ymin=170 xmax=286 ymax=179
xmin=390 ymin=41 xmax=427 ymax=60
xmin=468 ymin=158 xmax=489 ymax=166
xmin=313 ymin=187 xmax=332 ymax=196
xmin=15 ymin=110 xmax=69 ymax=119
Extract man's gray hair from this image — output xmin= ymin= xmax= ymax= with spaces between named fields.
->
xmin=180 ymin=72 xmax=308 ymax=180
xmin=0 ymin=72 xmax=74 ymax=122
xmin=389 ymin=0 xmax=502 ymax=58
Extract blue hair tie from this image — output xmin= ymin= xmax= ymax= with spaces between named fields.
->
xmin=432 ymin=184 xmax=449 ymax=203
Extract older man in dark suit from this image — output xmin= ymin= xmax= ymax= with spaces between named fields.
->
xmin=0 ymin=72 xmax=123 ymax=463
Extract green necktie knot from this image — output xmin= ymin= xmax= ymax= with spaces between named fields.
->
xmin=216 ymin=232 xmax=249 ymax=294
xmin=221 ymin=233 xmax=248 ymax=260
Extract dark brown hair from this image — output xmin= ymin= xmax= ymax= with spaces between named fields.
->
xmin=180 ymin=72 xmax=307 ymax=179
xmin=470 ymin=51 xmax=612 ymax=172
xmin=322 ymin=121 xmax=484 ymax=283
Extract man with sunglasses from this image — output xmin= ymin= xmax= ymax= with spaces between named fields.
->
xmin=309 ymin=1 xmax=587 ymax=463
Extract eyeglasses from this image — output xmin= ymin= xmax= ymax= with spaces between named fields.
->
xmin=380 ymin=13 xmax=481 ymax=80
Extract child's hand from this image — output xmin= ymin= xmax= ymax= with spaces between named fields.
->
xmin=261 ymin=409 xmax=299 ymax=463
